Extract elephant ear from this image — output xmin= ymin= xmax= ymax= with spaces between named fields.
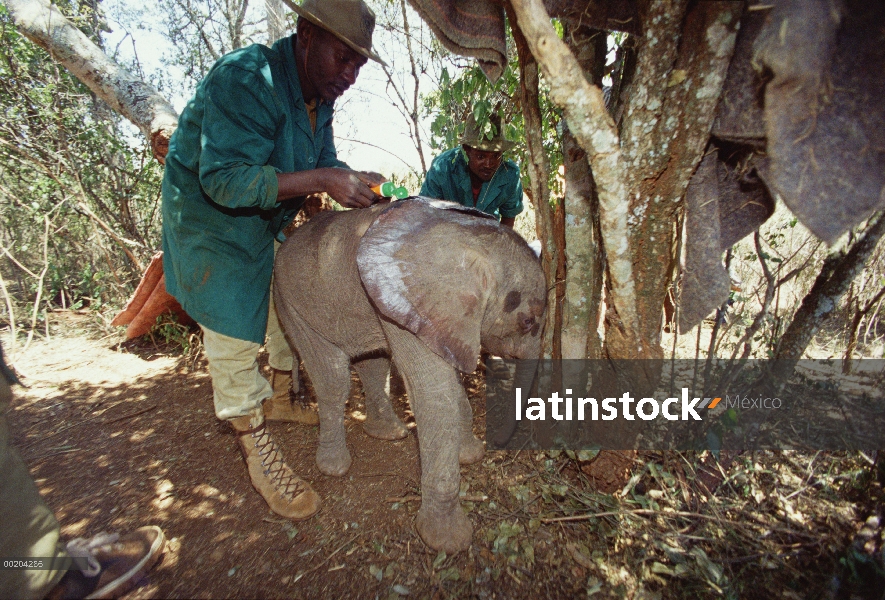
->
xmin=357 ymin=197 xmax=499 ymax=373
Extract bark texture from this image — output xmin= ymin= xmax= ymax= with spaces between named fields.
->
xmin=510 ymin=0 xmax=639 ymax=352
xmin=561 ymin=127 xmax=603 ymax=359
xmin=611 ymin=0 xmax=741 ymax=359
xmin=6 ymin=0 xmax=179 ymax=161
xmin=560 ymin=25 xmax=605 ymax=360
xmin=511 ymin=0 xmax=741 ymax=366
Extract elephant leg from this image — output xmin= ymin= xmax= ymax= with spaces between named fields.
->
xmin=353 ymin=356 xmax=408 ymax=441
xmin=276 ymin=307 xmax=352 ymax=477
xmin=382 ymin=323 xmax=472 ymax=553
xmin=457 ymin=393 xmax=484 ymax=465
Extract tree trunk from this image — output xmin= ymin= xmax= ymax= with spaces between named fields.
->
xmin=767 ymin=211 xmax=885 ymax=389
xmin=560 ymin=24 xmax=606 ymax=360
xmin=6 ymin=0 xmax=179 ymax=162
xmin=510 ymin=0 xmax=639 ymax=353
xmin=843 ymin=285 xmax=885 ymax=374
xmin=607 ymin=0 xmax=741 ymax=365
xmin=509 ymin=0 xmax=742 ymax=369
xmin=507 ymin=11 xmax=557 ymax=359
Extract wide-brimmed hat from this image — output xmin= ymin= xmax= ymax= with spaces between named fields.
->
xmin=460 ymin=112 xmax=515 ymax=152
xmin=281 ymin=0 xmax=386 ymax=66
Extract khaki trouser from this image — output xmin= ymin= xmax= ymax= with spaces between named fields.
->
xmin=202 ymin=253 xmax=295 ymax=420
xmin=0 ymin=369 xmax=68 ymax=599
xmin=266 ymin=276 xmax=294 ymax=373
xmin=202 ymin=326 xmax=274 ymax=419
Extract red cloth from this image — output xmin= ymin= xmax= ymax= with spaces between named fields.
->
xmin=111 ymin=252 xmax=194 ymax=339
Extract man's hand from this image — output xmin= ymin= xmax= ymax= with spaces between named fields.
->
xmin=276 ymin=168 xmax=386 ymax=208
xmin=356 ymin=171 xmax=386 ymax=189
xmin=357 ymin=171 xmax=390 ymax=203
xmin=321 ymin=168 xmax=376 ymax=208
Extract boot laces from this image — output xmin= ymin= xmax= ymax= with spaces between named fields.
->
xmin=251 ymin=425 xmax=307 ymax=501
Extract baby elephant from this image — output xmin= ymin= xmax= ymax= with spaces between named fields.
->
xmin=274 ymin=197 xmax=546 ymax=553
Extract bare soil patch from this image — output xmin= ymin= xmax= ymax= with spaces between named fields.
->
xmin=4 ymin=326 xmax=884 ymax=598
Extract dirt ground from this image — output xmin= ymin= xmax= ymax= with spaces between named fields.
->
xmin=4 ymin=317 xmax=885 ymax=599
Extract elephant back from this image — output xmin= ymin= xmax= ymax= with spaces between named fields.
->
xmin=275 ymin=204 xmax=389 ymax=354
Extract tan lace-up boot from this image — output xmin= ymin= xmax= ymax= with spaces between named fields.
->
xmin=264 ymin=368 xmax=319 ymax=425
xmin=230 ymin=413 xmax=321 ymax=519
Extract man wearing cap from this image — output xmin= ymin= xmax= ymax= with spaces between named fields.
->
xmin=420 ymin=112 xmax=523 ymax=227
xmin=161 ymin=0 xmax=385 ymax=520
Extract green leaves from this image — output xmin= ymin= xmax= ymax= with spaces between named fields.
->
xmin=423 ymin=52 xmax=562 ymax=192
xmin=1 ymin=6 xmax=162 ymax=327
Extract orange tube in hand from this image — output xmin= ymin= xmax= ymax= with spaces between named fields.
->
xmin=371 ymin=181 xmax=409 ymax=199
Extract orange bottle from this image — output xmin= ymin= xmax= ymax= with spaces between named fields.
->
xmin=371 ymin=181 xmax=409 ymax=199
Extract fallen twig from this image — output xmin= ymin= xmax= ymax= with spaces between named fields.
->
xmin=103 ymin=403 xmax=158 ymax=424
xmin=30 ymin=447 xmax=80 ymax=462
xmin=386 ymin=494 xmax=489 ymax=504
xmin=293 ymin=533 xmax=360 ymax=583
xmin=23 ymin=404 xmax=117 ymax=449
xmin=540 ymin=508 xmax=819 ymax=539
xmin=498 ymin=494 xmax=542 ymax=521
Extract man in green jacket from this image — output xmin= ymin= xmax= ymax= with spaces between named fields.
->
xmin=161 ymin=0 xmax=384 ymax=521
xmin=419 ymin=112 xmax=523 ymax=227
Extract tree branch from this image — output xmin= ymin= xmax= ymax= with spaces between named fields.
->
xmin=6 ymin=0 xmax=179 ymax=161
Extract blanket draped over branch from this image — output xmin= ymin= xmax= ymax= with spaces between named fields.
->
xmin=681 ymin=0 xmax=885 ymax=331
xmin=407 ymin=0 xmax=639 ymax=81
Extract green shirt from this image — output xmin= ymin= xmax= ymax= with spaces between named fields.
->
xmin=419 ymin=148 xmax=523 ymax=220
xmin=161 ymin=35 xmax=347 ymax=343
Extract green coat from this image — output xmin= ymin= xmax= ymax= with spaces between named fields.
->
xmin=419 ymin=148 xmax=523 ymax=220
xmin=161 ymin=35 xmax=347 ymax=343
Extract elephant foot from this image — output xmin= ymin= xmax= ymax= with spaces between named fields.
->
xmin=459 ymin=435 xmax=485 ymax=465
xmin=362 ymin=415 xmax=409 ymax=440
xmin=316 ymin=443 xmax=352 ymax=477
xmin=416 ymin=503 xmax=472 ymax=553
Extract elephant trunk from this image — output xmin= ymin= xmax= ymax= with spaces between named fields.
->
xmin=487 ymin=358 xmax=538 ymax=448
xmin=513 ymin=358 xmax=539 ymax=394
